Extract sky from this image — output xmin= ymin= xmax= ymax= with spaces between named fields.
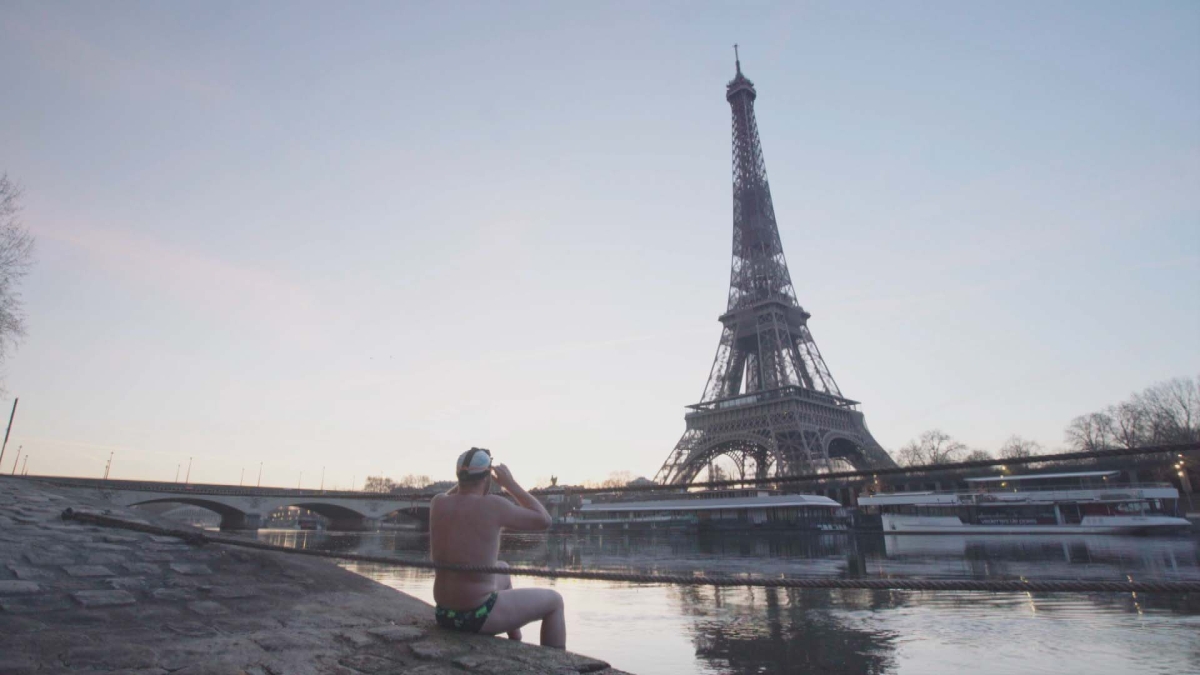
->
xmin=0 ymin=1 xmax=1197 ymax=489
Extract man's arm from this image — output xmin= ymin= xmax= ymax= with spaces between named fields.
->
xmin=491 ymin=464 xmax=552 ymax=531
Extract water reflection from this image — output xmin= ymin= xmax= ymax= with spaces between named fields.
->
xmin=878 ymin=534 xmax=1200 ymax=581
xmin=257 ymin=529 xmax=1200 ymax=674
xmin=677 ymin=586 xmax=898 ymax=675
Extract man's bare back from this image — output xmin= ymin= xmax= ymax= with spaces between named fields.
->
xmin=429 ymin=453 xmax=566 ymax=648
xmin=430 ymin=492 xmax=507 ymax=608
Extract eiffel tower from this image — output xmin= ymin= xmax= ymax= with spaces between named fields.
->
xmin=655 ymin=50 xmax=897 ymax=485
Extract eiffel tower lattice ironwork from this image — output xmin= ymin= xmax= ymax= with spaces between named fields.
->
xmin=655 ymin=51 xmax=897 ymax=485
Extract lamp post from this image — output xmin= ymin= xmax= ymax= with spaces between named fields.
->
xmin=9 ymin=445 xmax=21 ymax=476
xmin=20 ymin=455 xmax=27 ymax=475
xmin=297 ymin=471 xmax=303 ymax=489
xmin=185 ymin=456 xmax=192 ymax=484
xmin=175 ymin=464 xmax=180 ymax=483
xmin=239 ymin=467 xmax=244 ymax=487
xmin=103 ymin=451 xmax=114 ymax=480
xmin=257 ymin=461 xmax=263 ymax=488
xmin=0 ymin=398 xmax=18 ymax=474
xmin=320 ymin=466 xmax=325 ymax=492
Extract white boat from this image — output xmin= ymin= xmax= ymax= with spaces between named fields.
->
xmin=557 ymin=489 xmax=849 ymax=532
xmin=857 ymin=471 xmax=1191 ymax=535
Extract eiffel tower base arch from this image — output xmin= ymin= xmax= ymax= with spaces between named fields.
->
xmin=655 ymin=393 xmax=895 ymax=485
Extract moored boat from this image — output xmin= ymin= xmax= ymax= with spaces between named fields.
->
xmin=556 ymin=488 xmax=849 ymax=532
xmin=857 ymin=471 xmax=1190 ymax=535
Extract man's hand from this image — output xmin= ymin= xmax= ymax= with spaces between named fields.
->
xmin=489 ymin=462 xmax=552 ymax=531
xmin=492 ymin=463 xmax=518 ymax=493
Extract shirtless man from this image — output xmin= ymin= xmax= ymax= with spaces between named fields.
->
xmin=429 ymin=447 xmax=566 ymax=648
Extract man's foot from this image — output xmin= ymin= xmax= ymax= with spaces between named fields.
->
xmin=507 ymin=628 xmax=523 ymax=642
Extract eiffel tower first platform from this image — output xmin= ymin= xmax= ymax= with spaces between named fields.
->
xmin=655 ymin=51 xmax=897 ymax=485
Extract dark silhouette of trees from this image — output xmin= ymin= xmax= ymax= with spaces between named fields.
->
xmin=362 ymin=475 xmax=396 ymax=493
xmin=1065 ymin=377 xmax=1199 ymax=451
xmin=998 ymin=435 xmax=1043 ymax=459
xmin=896 ymin=430 xmax=967 ymax=466
xmin=0 ymin=173 xmax=35 ymax=375
xmin=963 ymin=449 xmax=994 ymax=462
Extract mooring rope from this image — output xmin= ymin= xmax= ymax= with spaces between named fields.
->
xmin=528 ymin=441 xmax=1200 ymax=496
xmin=60 ymin=508 xmax=1200 ymax=594
xmin=24 ymin=442 xmax=1199 ymax=499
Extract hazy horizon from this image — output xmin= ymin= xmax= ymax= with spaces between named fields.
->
xmin=1 ymin=1 xmax=1197 ymax=488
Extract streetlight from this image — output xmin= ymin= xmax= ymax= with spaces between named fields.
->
xmin=20 ymin=455 xmax=27 ymax=475
xmin=298 ymin=471 xmax=302 ymax=489
xmin=257 ymin=461 xmax=263 ymax=488
xmin=239 ymin=467 xmax=244 ymax=487
xmin=103 ymin=451 xmax=114 ymax=480
xmin=10 ymin=445 xmax=21 ymax=476
xmin=185 ymin=456 xmax=192 ymax=484
xmin=175 ymin=464 xmax=180 ymax=483
xmin=320 ymin=466 xmax=325 ymax=492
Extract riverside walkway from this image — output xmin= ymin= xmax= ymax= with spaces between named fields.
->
xmin=0 ymin=476 xmax=623 ymax=675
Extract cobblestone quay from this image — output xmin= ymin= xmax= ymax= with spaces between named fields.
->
xmin=0 ymin=476 xmax=626 ymax=675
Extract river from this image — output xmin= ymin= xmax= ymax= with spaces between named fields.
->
xmin=257 ymin=529 xmax=1200 ymax=674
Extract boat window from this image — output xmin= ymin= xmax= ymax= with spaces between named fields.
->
xmin=1060 ymin=503 xmax=1082 ymax=524
xmin=1080 ymin=503 xmax=1114 ymax=517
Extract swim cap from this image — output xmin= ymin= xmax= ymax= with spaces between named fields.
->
xmin=456 ymin=447 xmax=492 ymax=480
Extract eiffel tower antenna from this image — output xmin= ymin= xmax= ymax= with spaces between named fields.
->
xmin=654 ymin=58 xmax=897 ymax=486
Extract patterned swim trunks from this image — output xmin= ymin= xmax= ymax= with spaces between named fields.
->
xmin=434 ymin=592 xmax=498 ymax=633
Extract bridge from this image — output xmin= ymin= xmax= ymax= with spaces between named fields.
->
xmin=20 ymin=476 xmax=433 ymax=531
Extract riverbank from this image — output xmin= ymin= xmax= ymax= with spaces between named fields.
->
xmin=0 ymin=476 xmax=627 ymax=675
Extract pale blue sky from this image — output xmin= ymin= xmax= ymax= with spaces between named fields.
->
xmin=1 ymin=1 xmax=1197 ymax=487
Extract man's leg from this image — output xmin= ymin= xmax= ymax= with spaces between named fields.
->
xmin=479 ymin=588 xmax=566 ymax=649
xmin=492 ymin=561 xmax=520 ymax=641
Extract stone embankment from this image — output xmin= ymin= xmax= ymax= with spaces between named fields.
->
xmin=0 ymin=476 xmax=629 ymax=675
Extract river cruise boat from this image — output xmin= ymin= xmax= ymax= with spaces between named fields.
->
xmin=297 ymin=514 xmax=324 ymax=530
xmin=557 ymin=489 xmax=849 ymax=532
xmin=857 ymin=471 xmax=1190 ymax=535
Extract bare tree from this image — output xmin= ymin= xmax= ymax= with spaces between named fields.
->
xmin=896 ymin=430 xmax=968 ymax=466
xmin=581 ymin=471 xmax=636 ymax=490
xmin=998 ymin=435 xmax=1043 ymax=460
xmin=1107 ymin=402 xmax=1148 ymax=449
xmin=601 ymin=470 xmax=634 ymax=488
xmin=963 ymin=449 xmax=993 ymax=462
xmin=0 ymin=174 xmax=35 ymax=371
xmin=363 ymin=475 xmax=397 ymax=493
xmin=397 ymin=474 xmax=432 ymax=489
xmin=1064 ymin=412 xmax=1114 ymax=452
xmin=1066 ymin=377 xmax=1200 ymax=451
xmin=1138 ymin=377 xmax=1200 ymax=443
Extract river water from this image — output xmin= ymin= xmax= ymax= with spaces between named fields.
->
xmin=258 ymin=529 xmax=1200 ymax=674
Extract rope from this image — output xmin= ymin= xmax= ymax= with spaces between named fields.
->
xmin=22 ymin=442 xmax=1198 ymax=499
xmin=531 ymin=442 xmax=1200 ymax=496
xmin=60 ymin=508 xmax=1200 ymax=595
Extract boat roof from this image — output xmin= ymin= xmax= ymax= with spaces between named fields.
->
xmin=964 ymin=471 xmax=1119 ymax=483
xmin=579 ymin=494 xmax=841 ymax=513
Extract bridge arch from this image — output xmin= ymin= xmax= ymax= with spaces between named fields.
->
xmin=278 ymin=501 xmax=425 ymax=532
xmin=280 ymin=501 xmax=369 ymax=531
xmin=128 ymin=497 xmax=251 ymax=530
xmin=284 ymin=501 xmax=368 ymax=521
